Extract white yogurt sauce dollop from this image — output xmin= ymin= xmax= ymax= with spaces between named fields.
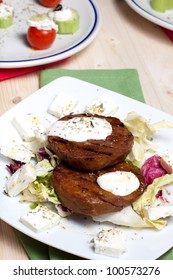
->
xmin=97 ymin=171 xmax=140 ymax=196
xmin=0 ymin=3 xmax=13 ymax=18
xmin=48 ymin=6 xmax=73 ymax=22
xmin=48 ymin=116 xmax=112 ymax=142
xmin=28 ymin=15 xmax=58 ymax=31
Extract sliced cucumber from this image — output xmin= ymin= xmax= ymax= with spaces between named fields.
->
xmin=0 ymin=14 xmax=13 ymax=28
xmin=151 ymin=0 xmax=173 ymax=12
xmin=55 ymin=8 xmax=79 ymax=34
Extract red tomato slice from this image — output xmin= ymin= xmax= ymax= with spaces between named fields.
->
xmin=38 ymin=0 xmax=61 ymax=8
xmin=27 ymin=27 xmax=56 ymax=50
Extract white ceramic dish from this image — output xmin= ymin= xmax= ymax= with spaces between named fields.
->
xmin=125 ymin=0 xmax=173 ymax=30
xmin=0 ymin=0 xmax=101 ymax=68
xmin=0 ymin=76 xmax=173 ymax=260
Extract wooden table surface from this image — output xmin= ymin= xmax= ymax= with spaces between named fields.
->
xmin=1 ymin=0 xmax=173 ymax=260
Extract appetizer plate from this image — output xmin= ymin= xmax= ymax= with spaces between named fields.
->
xmin=0 ymin=0 xmax=101 ymax=68
xmin=125 ymin=0 xmax=173 ymax=30
xmin=0 ymin=76 xmax=173 ymax=260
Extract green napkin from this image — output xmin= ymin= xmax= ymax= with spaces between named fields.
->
xmin=40 ymin=69 xmax=145 ymax=102
xmin=16 ymin=68 xmax=172 ymax=260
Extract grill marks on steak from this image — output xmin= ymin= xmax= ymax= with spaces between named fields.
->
xmin=48 ymin=114 xmax=134 ymax=171
xmin=48 ymin=114 xmax=144 ymax=217
xmin=51 ymin=161 xmax=146 ymax=216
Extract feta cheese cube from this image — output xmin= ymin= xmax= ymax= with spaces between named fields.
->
xmin=13 ymin=113 xmax=46 ymax=142
xmin=48 ymin=91 xmax=78 ymax=118
xmin=93 ymin=229 xmax=127 ymax=258
xmin=20 ymin=204 xmax=60 ymax=232
xmin=34 ymin=130 xmax=47 ymax=143
xmin=85 ymin=95 xmax=118 ymax=116
xmin=6 ymin=163 xmax=36 ymax=197
xmin=144 ymin=203 xmax=173 ymax=220
xmin=0 ymin=145 xmax=34 ymax=163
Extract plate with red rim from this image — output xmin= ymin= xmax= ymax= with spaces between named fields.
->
xmin=0 ymin=76 xmax=173 ymax=260
xmin=0 ymin=0 xmax=101 ymax=68
xmin=125 ymin=0 xmax=173 ymax=30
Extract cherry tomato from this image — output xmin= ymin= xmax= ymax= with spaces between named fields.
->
xmin=38 ymin=0 xmax=61 ymax=8
xmin=27 ymin=27 xmax=56 ymax=50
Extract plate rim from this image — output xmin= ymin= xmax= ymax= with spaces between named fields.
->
xmin=0 ymin=0 xmax=101 ymax=68
xmin=125 ymin=0 xmax=173 ymax=31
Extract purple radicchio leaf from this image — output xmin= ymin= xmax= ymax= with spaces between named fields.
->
xmin=6 ymin=160 xmax=25 ymax=175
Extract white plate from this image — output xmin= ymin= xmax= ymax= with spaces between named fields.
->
xmin=0 ymin=0 xmax=101 ymax=68
xmin=125 ymin=0 xmax=173 ymax=30
xmin=0 ymin=76 xmax=173 ymax=260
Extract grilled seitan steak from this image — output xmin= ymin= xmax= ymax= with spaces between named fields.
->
xmin=48 ymin=114 xmax=134 ymax=171
xmin=51 ymin=161 xmax=146 ymax=216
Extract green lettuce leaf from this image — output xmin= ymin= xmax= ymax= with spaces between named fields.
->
xmin=21 ymin=172 xmax=59 ymax=204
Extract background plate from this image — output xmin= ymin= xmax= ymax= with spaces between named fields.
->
xmin=0 ymin=0 xmax=101 ymax=68
xmin=125 ymin=0 xmax=173 ymax=30
xmin=0 ymin=76 xmax=173 ymax=260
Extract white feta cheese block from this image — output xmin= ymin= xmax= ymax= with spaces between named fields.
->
xmin=34 ymin=130 xmax=47 ymax=143
xmin=48 ymin=91 xmax=78 ymax=118
xmin=20 ymin=204 xmax=60 ymax=232
xmin=85 ymin=95 xmax=118 ymax=116
xmin=13 ymin=113 xmax=46 ymax=142
xmin=144 ymin=203 xmax=173 ymax=220
xmin=0 ymin=144 xmax=35 ymax=163
xmin=6 ymin=163 xmax=36 ymax=197
xmin=93 ymin=229 xmax=127 ymax=258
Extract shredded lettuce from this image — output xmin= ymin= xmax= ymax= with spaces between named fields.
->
xmin=21 ymin=159 xmax=59 ymax=204
xmin=43 ymin=146 xmax=61 ymax=167
xmin=124 ymin=112 xmax=173 ymax=167
xmin=93 ymin=205 xmax=149 ymax=228
xmin=35 ymin=159 xmax=54 ymax=177
xmin=21 ymin=172 xmax=59 ymax=204
xmin=143 ymin=218 xmax=167 ymax=230
xmin=133 ymin=174 xmax=173 ymax=229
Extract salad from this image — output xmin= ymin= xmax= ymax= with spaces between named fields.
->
xmin=1 ymin=89 xmax=173 ymax=257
